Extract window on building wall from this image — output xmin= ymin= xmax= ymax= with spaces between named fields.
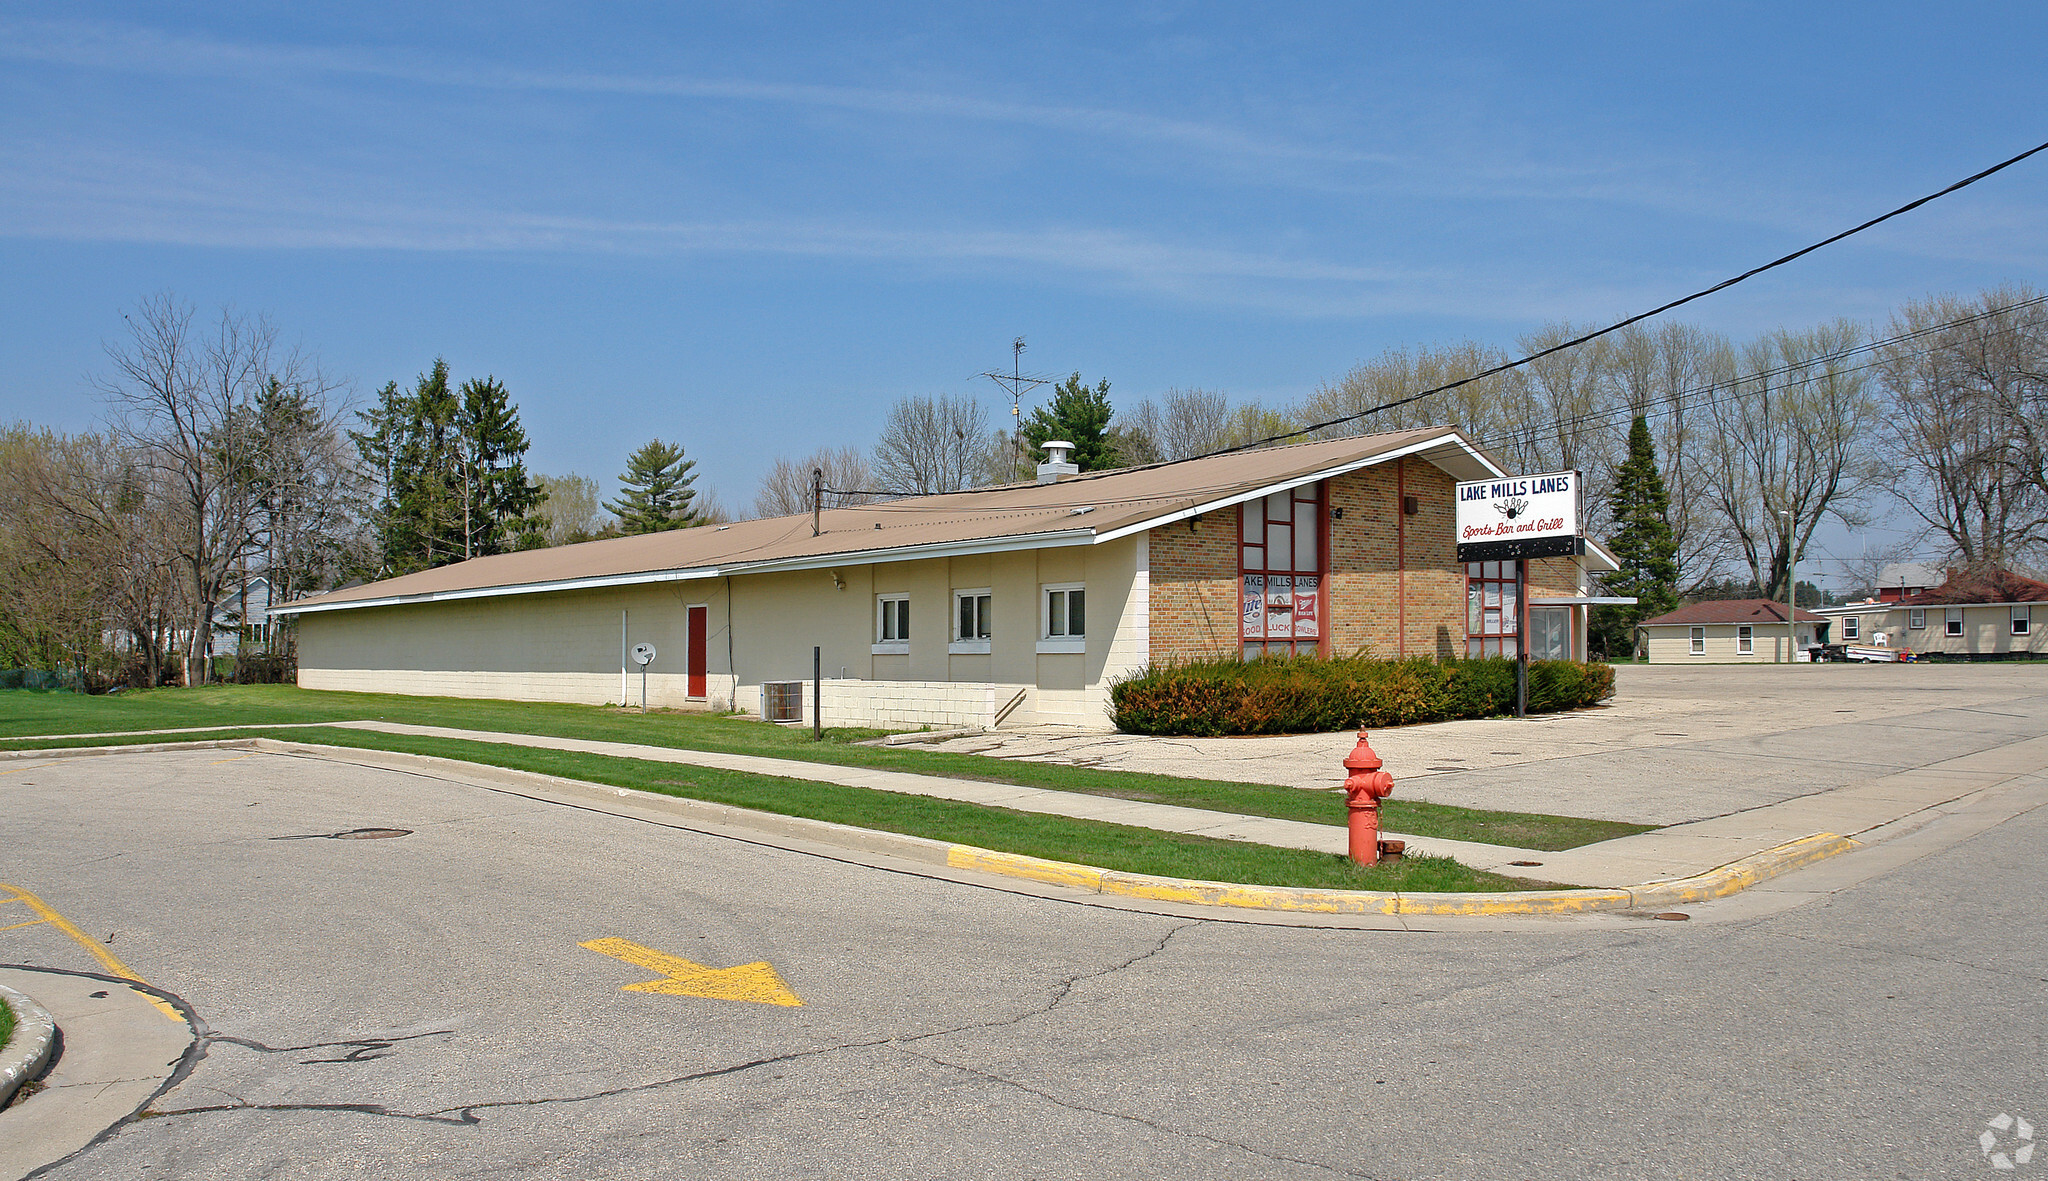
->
xmin=951 ymin=589 xmax=991 ymax=653
xmin=1239 ymin=483 xmax=1325 ymax=659
xmin=1530 ymin=608 xmax=1570 ymax=660
xmin=1908 ymin=608 xmax=1925 ymax=630
xmin=1040 ymin=584 xmax=1086 ymax=653
xmin=2014 ymin=605 xmax=2032 ymax=636
xmin=1737 ymin=625 xmax=1753 ymax=654
xmin=1947 ymin=607 xmax=1964 ymax=636
xmin=1690 ymin=626 xmax=1704 ymax=655
xmin=1465 ymin=561 xmax=1520 ymax=657
xmin=874 ymin=594 xmax=910 ymax=653
xmin=1843 ymin=616 xmax=1860 ymax=640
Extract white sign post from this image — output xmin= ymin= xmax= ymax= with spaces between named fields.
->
xmin=1455 ymin=471 xmax=1582 ymax=718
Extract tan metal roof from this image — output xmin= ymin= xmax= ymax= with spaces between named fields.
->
xmin=277 ymin=427 xmax=1503 ymax=615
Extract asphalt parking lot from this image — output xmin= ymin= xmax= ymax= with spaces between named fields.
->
xmin=5 ymin=705 xmax=2048 ymax=1178
xmin=930 ymin=662 xmax=2048 ymax=823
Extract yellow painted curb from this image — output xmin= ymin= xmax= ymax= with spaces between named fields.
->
xmin=1626 ymin=832 xmax=1861 ymax=909
xmin=943 ymin=832 xmax=1864 ymax=917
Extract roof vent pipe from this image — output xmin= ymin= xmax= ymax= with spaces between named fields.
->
xmin=1037 ymin=440 xmax=1079 ymax=484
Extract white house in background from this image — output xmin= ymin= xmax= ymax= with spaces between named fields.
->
xmin=269 ymin=428 xmax=1622 ymax=731
xmin=211 ymin=578 xmax=273 ymax=657
xmin=1638 ymin=599 xmax=1822 ymax=663
xmin=1811 ymin=569 xmax=2048 ymax=660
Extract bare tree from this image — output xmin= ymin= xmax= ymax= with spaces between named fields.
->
xmin=1117 ymin=388 xmax=1300 ymax=461
xmin=1301 ymin=341 xmax=1513 ymax=443
xmin=535 ymin=473 xmax=609 ymax=546
xmin=689 ymin=484 xmax=733 ymax=526
xmin=1702 ymin=320 xmax=1881 ymax=600
xmin=1878 ymin=287 xmax=2048 ymax=572
xmin=754 ymin=446 xmax=875 ymax=517
xmin=1488 ymin=324 xmax=1622 ymax=519
xmin=1603 ymin=321 xmax=1730 ymax=591
xmin=94 ymin=294 xmax=340 ymax=686
xmin=0 ymin=426 xmax=185 ymax=684
xmin=873 ymin=394 xmax=991 ymax=494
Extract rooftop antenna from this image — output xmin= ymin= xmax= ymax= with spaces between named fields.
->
xmin=981 ymin=336 xmax=1051 ymax=481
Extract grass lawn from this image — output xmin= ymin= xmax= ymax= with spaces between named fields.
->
xmin=12 ymin=723 xmax=1561 ymax=892
xmin=0 ymin=994 xmax=12 ymax=1053
xmin=0 ymin=684 xmax=1653 ymax=854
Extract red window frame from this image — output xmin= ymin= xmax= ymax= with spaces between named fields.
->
xmin=1465 ymin=560 xmax=1521 ymax=658
xmin=1238 ymin=482 xmax=1328 ymax=658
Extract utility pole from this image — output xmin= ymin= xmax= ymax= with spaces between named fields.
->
xmin=1781 ymin=509 xmax=1796 ymax=663
xmin=981 ymin=337 xmax=1051 ymax=481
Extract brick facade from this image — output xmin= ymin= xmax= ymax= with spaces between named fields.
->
xmin=1148 ymin=509 xmax=1241 ymax=662
xmin=1147 ymin=457 xmax=1588 ymax=666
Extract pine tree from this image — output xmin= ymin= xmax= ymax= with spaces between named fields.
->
xmin=1021 ymin=373 xmax=1122 ymax=471
xmin=606 ymin=439 xmax=699 ymax=533
xmin=351 ymin=360 xmax=547 ymax=574
xmin=1592 ymin=414 xmax=1681 ymax=659
xmin=455 ymin=376 xmax=549 ymax=556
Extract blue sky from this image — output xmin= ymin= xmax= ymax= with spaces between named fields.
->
xmin=3 ymin=4 xmax=2046 ymax=582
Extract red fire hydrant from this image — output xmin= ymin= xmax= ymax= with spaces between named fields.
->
xmin=1342 ymin=731 xmax=1395 ymax=865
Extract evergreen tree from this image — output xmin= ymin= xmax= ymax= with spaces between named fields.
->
xmin=1021 ymin=373 xmax=1122 ymax=471
xmin=606 ymin=439 xmax=699 ymax=533
xmin=455 ymin=376 xmax=549 ymax=556
xmin=350 ymin=360 xmax=547 ymax=574
xmin=1591 ymin=415 xmax=1681 ymax=659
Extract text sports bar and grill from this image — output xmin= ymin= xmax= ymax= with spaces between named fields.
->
xmin=1453 ymin=470 xmax=1583 ymax=564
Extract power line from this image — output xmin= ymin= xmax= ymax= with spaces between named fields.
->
xmin=1199 ymin=137 xmax=2048 ymax=458
xmin=1464 ymin=292 xmax=2048 ymax=455
xmin=816 ymin=292 xmax=2048 ymax=512
xmin=841 ymin=138 xmax=2048 ymax=504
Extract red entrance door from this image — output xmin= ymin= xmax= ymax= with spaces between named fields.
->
xmin=687 ymin=606 xmax=708 ymax=698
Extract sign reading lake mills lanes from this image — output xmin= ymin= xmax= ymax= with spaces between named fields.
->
xmin=1454 ymin=471 xmax=1582 ymax=563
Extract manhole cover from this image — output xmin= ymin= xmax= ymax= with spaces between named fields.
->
xmin=331 ymin=828 xmax=412 ymax=840
xmin=1508 ymin=860 xmax=1543 ymax=867
xmin=1654 ymin=912 xmax=1690 ymax=921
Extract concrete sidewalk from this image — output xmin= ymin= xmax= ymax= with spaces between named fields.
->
xmin=13 ymin=665 xmax=2048 ymax=891
xmin=306 ymin=717 xmax=2048 ymax=887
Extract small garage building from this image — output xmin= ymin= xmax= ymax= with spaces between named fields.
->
xmin=274 ymin=427 xmax=1620 ymax=730
xmin=1639 ymin=599 xmax=1822 ymax=663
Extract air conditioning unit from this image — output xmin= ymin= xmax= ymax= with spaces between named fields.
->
xmin=762 ymin=681 xmax=805 ymax=724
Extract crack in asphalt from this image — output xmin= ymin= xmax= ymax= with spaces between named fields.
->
xmin=140 ymin=921 xmax=1214 ymax=1134
xmin=210 ymin=1030 xmax=456 ymax=1065
xmin=884 ymin=919 xmax=1393 ymax=1178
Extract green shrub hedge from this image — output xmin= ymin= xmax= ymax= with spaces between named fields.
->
xmin=1108 ymin=654 xmax=1615 ymax=736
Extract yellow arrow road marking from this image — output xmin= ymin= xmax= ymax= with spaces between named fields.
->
xmin=580 ymin=937 xmax=802 ymax=1007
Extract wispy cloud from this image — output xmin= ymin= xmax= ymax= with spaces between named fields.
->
xmin=0 ymin=138 xmax=1451 ymax=315
xmin=0 ymin=17 xmax=1398 ymax=169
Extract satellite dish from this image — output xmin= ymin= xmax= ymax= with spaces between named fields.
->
xmin=631 ymin=642 xmax=657 ymax=666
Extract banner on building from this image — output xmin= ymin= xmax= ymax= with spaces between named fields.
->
xmin=1292 ymin=574 xmax=1320 ymax=638
xmin=1241 ymin=574 xmax=1264 ymax=639
xmin=1454 ymin=470 xmax=1583 ymax=563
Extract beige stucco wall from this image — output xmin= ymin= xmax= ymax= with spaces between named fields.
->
xmin=294 ymin=534 xmax=1148 ymax=729
xmin=1644 ymin=622 xmax=1815 ymax=663
xmin=295 ymin=580 xmax=736 ymax=708
xmin=1842 ymin=604 xmax=2048 ymax=657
